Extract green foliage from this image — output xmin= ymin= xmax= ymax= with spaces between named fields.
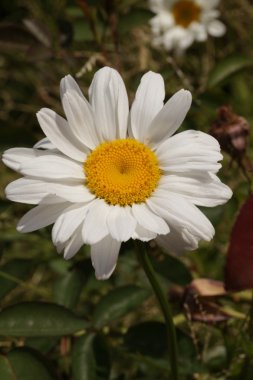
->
xmin=93 ymin=285 xmax=150 ymax=327
xmin=207 ymin=55 xmax=253 ymax=88
xmin=0 ymin=302 xmax=89 ymax=336
xmin=72 ymin=334 xmax=110 ymax=380
xmin=0 ymin=259 xmax=34 ymax=299
xmin=1 ymin=347 xmax=55 ymax=380
xmin=152 ymin=254 xmax=192 ymax=286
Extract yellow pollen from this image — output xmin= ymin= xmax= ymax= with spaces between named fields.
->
xmin=84 ymin=139 xmax=161 ymax=206
xmin=172 ymin=0 xmax=201 ymax=28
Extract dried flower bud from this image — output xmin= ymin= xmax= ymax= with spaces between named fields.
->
xmin=209 ymin=106 xmax=249 ymax=159
xmin=183 ymin=278 xmax=229 ymax=323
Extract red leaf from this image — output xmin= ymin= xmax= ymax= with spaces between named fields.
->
xmin=225 ymin=195 xmax=253 ymax=291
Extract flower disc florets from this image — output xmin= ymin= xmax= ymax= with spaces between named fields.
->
xmin=84 ymin=139 xmax=161 ymax=206
xmin=172 ymin=0 xmax=201 ymax=28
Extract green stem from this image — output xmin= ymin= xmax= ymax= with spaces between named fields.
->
xmin=135 ymin=241 xmax=179 ymax=380
xmin=0 ymin=270 xmax=49 ymax=298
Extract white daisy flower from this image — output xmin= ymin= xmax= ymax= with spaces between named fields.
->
xmin=150 ymin=0 xmax=226 ymax=53
xmin=2 ymin=67 xmax=232 ymax=280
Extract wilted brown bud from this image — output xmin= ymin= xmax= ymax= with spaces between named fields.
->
xmin=183 ymin=278 xmax=229 ymax=323
xmin=209 ymin=106 xmax=249 ymax=160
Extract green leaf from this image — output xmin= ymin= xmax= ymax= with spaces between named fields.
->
xmin=25 ymin=337 xmax=59 ymax=354
xmin=0 ymin=259 xmax=34 ymax=299
xmin=0 ymin=302 xmax=89 ymax=337
xmin=72 ymin=334 xmax=97 ymax=380
xmin=207 ymin=55 xmax=253 ymax=88
xmin=0 ymin=355 xmax=15 ymax=380
xmin=53 ymin=268 xmax=86 ymax=309
xmin=72 ymin=333 xmax=110 ymax=380
xmin=93 ymin=285 xmax=150 ymax=327
xmin=152 ymin=255 xmax=192 ymax=286
xmin=7 ymin=347 xmax=55 ymax=380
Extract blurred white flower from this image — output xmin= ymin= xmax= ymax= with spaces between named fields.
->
xmin=3 ymin=67 xmax=232 ymax=279
xmin=150 ymin=0 xmax=226 ymax=53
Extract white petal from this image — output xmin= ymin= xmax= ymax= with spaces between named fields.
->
xmin=147 ymin=89 xmax=192 ymax=146
xmin=129 ymin=72 xmax=165 ymax=142
xmin=37 ymin=108 xmax=88 ymax=161
xmin=150 ymin=12 xmax=174 ymax=34
xmin=62 ymin=90 xmax=100 ymax=149
xmin=156 ymin=227 xmax=198 ymax=255
xmin=147 ymin=191 xmax=214 ymax=242
xmin=156 ymin=130 xmax=222 ymax=173
xmin=132 ymin=224 xmax=157 ymax=241
xmin=207 ymin=20 xmax=226 ymax=37
xmin=63 ymin=225 xmax=84 ymax=260
xmin=45 ymin=182 xmax=94 ymax=203
xmin=33 ymin=138 xmax=56 ymax=150
xmin=159 ymin=172 xmax=232 ymax=207
xmin=5 ymin=178 xmax=49 ymax=204
xmin=17 ymin=201 xmax=69 ymax=233
xmin=178 ymin=33 xmax=194 ymax=50
xmin=56 ymin=241 xmax=66 ymax=254
xmin=20 ymin=154 xmax=84 ymax=180
xmin=90 ymin=235 xmax=121 ymax=280
xmin=2 ymin=148 xmax=42 ymax=172
xmin=52 ymin=203 xmax=92 ymax=245
xmin=189 ymin=22 xmax=208 ymax=41
xmin=162 ymin=27 xmax=188 ymax=52
xmin=131 ymin=203 xmax=169 ymax=235
xmin=107 ymin=205 xmax=137 ymax=242
xmin=82 ymin=199 xmax=110 ymax=244
xmin=5 ymin=177 xmax=94 ymax=204
xmin=197 ymin=0 xmax=220 ymax=10
xmin=60 ymin=74 xmax=84 ymax=100
xmin=89 ymin=67 xmax=129 ymax=141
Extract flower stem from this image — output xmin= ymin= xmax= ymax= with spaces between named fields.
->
xmin=135 ymin=241 xmax=179 ymax=380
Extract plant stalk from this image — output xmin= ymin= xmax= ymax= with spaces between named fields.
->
xmin=135 ymin=241 xmax=179 ymax=380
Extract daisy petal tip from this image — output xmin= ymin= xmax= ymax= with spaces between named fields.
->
xmin=181 ymin=89 xmax=192 ymax=102
xmin=95 ymin=269 xmax=115 ymax=281
xmin=36 ymin=108 xmax=50 ymax=119
xmin=225 ymin=187 xmax=233 ymax=201
xmin=16 ymin=224 xmax=24 ymax=233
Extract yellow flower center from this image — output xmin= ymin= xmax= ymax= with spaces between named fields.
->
xmin=84 ymin=139 xmax=161 ymax=206
xmin=172 ymin=0 xmax=201 ymax=28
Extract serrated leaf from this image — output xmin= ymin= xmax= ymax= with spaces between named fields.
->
xmin=0 ymin=259 xmax=34 ymax=299
xmin=72 ymin=333 xmax=110 ymax=380
xmin=225 ymin=195 xmax=253 ymax=291
xmin=7 ymin=347 xmax=55 ymax=380
xmin=0 ymin=302 xmax=89 ymax=337
xmin=152 ymin=254 xmax=192 ymax=286
xmin=93 ymin=285 xmax=150 ymax=327
xmin=207 ymin=55 xmax=253 ymax=88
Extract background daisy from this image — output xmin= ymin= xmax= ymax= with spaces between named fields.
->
xmin=150 ymin=0 xmax=226 ymax=52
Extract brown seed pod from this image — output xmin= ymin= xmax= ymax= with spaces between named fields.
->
xmin=209 ymin=105 xmax=249 ymax=160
